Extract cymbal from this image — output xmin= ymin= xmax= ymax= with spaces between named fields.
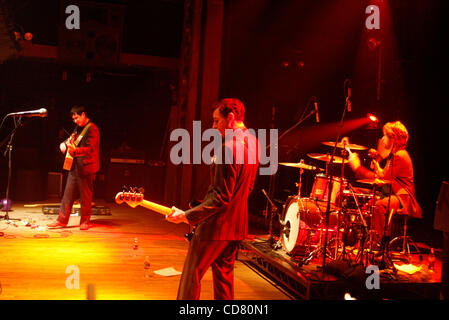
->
xmin=357 ymin=178 xmax=392 ymax=186
xmin=322 ymin=141 xmax=368 ymax=150
xmin=307 ymin=153 xmax=348 ymax=164
xmin=279 ymin=162 xmax=323 ymax=171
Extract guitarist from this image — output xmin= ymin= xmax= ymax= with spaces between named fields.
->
xmin=166 ymin=98 xmax=259 ymax=300
xmin=48 ymin=105 xmax=100 ymax=230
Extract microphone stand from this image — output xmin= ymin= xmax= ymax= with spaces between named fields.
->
xmin=261 ymin=189 xmax=282 ymax=249
xmin=321 ymin=88 xmax=350 ymax=271
xmin=265 ymin=100 xmax=318 ymax=233
xmin=0 ymin=116 xmax=28 ymax=221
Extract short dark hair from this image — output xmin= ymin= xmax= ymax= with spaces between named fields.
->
xmin=212 ymin=98 xmax=245 ymax=121
xmin=70 ymin=105 xmax=86 ymax=116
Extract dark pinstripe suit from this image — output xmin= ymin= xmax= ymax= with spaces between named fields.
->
xmin=177 ymin=128 xmax=259 ymax=300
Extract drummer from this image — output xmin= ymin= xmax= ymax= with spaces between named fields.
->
xmin=344 ymin=121 xmax=422 ymax=245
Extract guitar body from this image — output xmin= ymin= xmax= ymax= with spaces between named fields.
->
xmin=63 ymin=133 xmax=76 ymax=171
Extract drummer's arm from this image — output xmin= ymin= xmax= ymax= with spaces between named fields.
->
xmin=348 ymin=152 xmax=376 ymax=179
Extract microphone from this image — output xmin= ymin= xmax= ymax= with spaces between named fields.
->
xmin=7 ymin=108 xmax=48 ymax=118
xmin=314 ymin=98 xmax=320 ymax=123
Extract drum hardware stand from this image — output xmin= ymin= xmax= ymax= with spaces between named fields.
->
xmin=261 ymin=189 xmax=282 ymax=250
xmin=321 ymin=80 xmax=351 ymax=271
xmin=346 ymin=183 xmax=370 ymax=265
xmin=0 ymin=116 xmax=28 ymax=221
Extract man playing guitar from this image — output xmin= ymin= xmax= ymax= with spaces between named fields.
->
xmin=48 ymin=105 xmax=100 ymax=230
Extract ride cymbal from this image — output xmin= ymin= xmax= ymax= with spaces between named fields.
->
xmin=307 ymin=153 xmax=348 ymax=164
xmin=279 ymin=162 xmax=322 ymax=171
xmin=321 ymin=141 xmax=368 ymax=150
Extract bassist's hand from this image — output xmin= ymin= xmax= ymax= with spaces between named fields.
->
xmin=166 ymin=206 xmax=188 ymax=224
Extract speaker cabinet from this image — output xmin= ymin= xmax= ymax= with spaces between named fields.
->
xmin=12 ymin=169 xmax=47 ymax=201
xmin=58 ymin=0 xmax=124 ymax=66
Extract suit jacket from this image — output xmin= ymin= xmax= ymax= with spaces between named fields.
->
xmin=71 ymin=121 xmax=100 ymax=176
xmin=185 ymin=128 xmax=259 ymax=240
xmin=355 ymin=149 xmax=422 ymax=219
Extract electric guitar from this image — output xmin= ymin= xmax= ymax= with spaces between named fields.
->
xmin=63 ymin=133 xmax=76 ymax=171
xmin=115 ymin=190 xmax=195 ymax=241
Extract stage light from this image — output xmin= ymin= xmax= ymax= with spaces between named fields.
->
xmin=367 ymin=37 xmax=382 ymax=51
xmin=367 ymin=113 xmax=378 ymax=123
xmin=24 ymin=32 xmax=33 ymax=41
xmin=1 ymin=198 xmax=12 ymax=211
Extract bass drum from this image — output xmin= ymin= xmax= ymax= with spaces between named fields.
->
xmin=280 ymin=196 xmax=338 ymax=254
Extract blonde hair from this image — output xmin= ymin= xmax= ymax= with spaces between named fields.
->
xmin=383 ymin=121 xmax=409 ymax=150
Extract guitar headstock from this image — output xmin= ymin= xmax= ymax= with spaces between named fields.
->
xmin=115 ymin=186 xmax=145 ymax=208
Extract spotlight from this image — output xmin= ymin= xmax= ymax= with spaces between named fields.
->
xmin=368 ymin=113 xmax=378 ymax=123
xmin=1 ymin=199 xmax=12 ymax=211
xmin=367 ymin=113 xmax=379 ymax=129
xmin=367 ymin=38 xmax=381 ymax=51
xmin=24 ymin=32 xmax=33 ymax=41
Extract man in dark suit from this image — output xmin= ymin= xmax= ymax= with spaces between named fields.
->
xmin=167 ymin=98 xmax=259 ymax=300
xmin=48 ymin=105 xmax=100 ymax=230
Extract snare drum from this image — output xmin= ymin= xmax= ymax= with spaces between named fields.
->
xmin=342 ymin=189 xmax=373 ymax=211
xmin=310 ymin=174 xmax=346 ymax=206
xmin=280 ymin=196 xmax=338 ymax=254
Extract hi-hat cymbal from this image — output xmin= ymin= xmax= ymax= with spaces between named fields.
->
xmin=357 ymin=178 xmax=392 ymax=186
xmin=322 ymin=141 xmax=368 ymax=150
xmin=307 ymin=153 xmax=348 ymax=164
xmin=279 ymin=162 xmax=323 ymax=171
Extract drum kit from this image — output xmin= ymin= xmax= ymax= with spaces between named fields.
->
xmin=275 ymin=140 xmax=392 ymax=267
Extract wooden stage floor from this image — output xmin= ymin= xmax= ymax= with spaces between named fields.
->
xmin=0 ymin=199 xmax=291 ymax=300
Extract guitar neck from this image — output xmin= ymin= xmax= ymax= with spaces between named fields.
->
xmin=139 ymin=199 xmax=173 ymax=216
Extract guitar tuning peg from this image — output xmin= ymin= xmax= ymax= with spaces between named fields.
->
xmin=138 ymin=187 xmax=145 ymax=194
xmin=122 ymin=185 xmax=128 ymax=193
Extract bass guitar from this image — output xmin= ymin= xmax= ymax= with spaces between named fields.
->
xmin=115 ymin=190 xmax=195 ymax=241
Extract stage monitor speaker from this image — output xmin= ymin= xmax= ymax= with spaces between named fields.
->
xmin=105 ymin=163 xmax=146 ymax=202
xmin=435 ymin=181 xmax=449 ymax=232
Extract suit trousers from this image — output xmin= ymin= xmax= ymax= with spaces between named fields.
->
xmin=177 ymin=235 xmax=240 ymax=300
xmin=58 ymin=166 xmax=96 ymax=225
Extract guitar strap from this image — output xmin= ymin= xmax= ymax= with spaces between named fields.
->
xmin=73 ymin=123 xmax=91 ymax=146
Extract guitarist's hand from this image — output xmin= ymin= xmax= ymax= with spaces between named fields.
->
xmin=66 ymin=142 xmax=76 ymax=156
xmin=60 ymin=142 xmax=67 ymax=154
xmin=166 ymin=206 xmax=189 ymax=224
